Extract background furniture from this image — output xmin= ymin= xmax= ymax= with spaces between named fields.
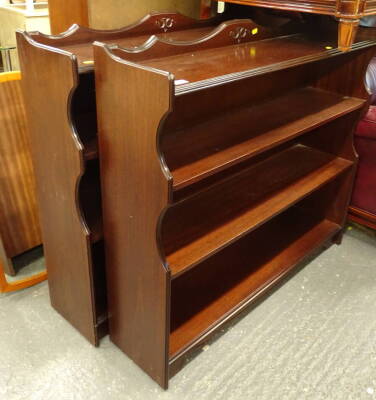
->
xmin=0 ymin=239 xmax=46 ymax=293
xmin=94 ymin=20 xmax=375 ymax=388
xmin=0 ymin=70 xmax=44 ymax=284
xmin=47 ymin=0 xmax=203 ymax=32
xmin=349 ymin=105 xmax=376 ymax=229
xmin=205 ymin=0 xmax=376 ymax=50
xmin=0 ymin=46 xmax=16 ymax=72
xmin=48 ymin=0 xmax=88 ymax=34
xmin=0 ymin=0 xmax=50 ymax=70
xmin=16 ymin=11 xmax=243 ymax=346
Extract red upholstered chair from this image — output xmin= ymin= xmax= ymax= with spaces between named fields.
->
xmin=349 ymin=105 xmax=376 ymax=229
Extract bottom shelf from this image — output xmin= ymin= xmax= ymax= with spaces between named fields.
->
xmin=169 ymin=205 xmax=341 ymax=359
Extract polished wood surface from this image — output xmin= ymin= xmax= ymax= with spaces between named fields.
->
xmin=48 ymin=0 xmax=89 ymax=35
xmin=170 ymin=206 xmax=340 ymax=357
xmin=26 ymin=12 xmax=223 ymax=72
xmin=16 ymin=12 xmax=224 ymax=346
xmin=214 ymin=0 xmax=376 ymax=50
xmin=162 ymin=88 xmax=364 ymax=190
xmin=16 ymin=35 xmax=103 ymax=344
xmin=94 ymin=26 xmax=375 ymax=388
xmin=137 ymin=33 xmax=373 ymax=90
xmin=94 ymin=44 xmax=172 ymax=388
xmin=163 ymin=145 xmax=352 ymax=278
xmin=0 ymin=72 xmax=42 ymax=276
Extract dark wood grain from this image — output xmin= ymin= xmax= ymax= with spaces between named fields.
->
xmin=161 ymin=87 xmax=364 ymax=190
xmin=163 ymin=145 xmax=351 ymax=277
xmin=170 ymin=205 xmax=340 ymax=357
xmin=137 ymin=34 xmax=376 ymax=92
xmin=15 ymin=12 xmax=229 ymax=346
xmin=25 ymin=12 xmax=225 ymax=71
xmin=94 ymin=43 xmax=173 ymax=388
xmin=0 ymin=73 xmax=42 ymax=275
xmin=109 ymin=18 xmax=300 ymax=62
xmin=16 ymin=34 xmax=103 ymax=345
xmin=94 ymin=28 xmax=376 ymax=388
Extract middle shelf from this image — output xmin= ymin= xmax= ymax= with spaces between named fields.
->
xmin=162 ymin=144 xmax=352 ymax=278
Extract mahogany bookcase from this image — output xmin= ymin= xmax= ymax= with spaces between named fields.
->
xmin=93 ymin=24 xmax=376 ymax=387
xmin=15 ymin=12 xmax=232 ymax=346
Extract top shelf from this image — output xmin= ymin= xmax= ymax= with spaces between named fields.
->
xmin=137 ymin=32 xmax=374 ymax=93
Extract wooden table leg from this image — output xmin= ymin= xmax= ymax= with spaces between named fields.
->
xmin=338 ymin=18 xmax=360 ymax=51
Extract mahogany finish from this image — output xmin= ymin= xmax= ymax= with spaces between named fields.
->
xmin=94 ymin=23 xmax=375 ymax=388
xmin=16 ymin=12 xmax=233 ymax=346
xmin=213 ymin=0 xmax=376 ymax=51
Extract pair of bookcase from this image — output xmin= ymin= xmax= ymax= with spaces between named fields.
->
xmin=16 ymin=11 xmax=229 ymax=346
xmin=18 ymin=12 xmax=376 ymax=388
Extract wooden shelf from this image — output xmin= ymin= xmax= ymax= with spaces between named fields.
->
xmin=163 ymin=87 xmax=364 ymax=191
xmin=169 ymin=206 xmax=340 ymax=358
xmin=140 ymin=34 xmax=339 ymax=88
xmin=163 ymin=145 xmax=352 ymax=278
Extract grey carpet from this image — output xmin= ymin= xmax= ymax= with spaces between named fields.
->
xmin=0 ymin=226 xmax=375 ymax=400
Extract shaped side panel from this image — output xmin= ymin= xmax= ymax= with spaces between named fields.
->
xmin=16 ymin=32 xmax=99 ymax=345
xmin=94 ymin=45 xmax=172 ymax=388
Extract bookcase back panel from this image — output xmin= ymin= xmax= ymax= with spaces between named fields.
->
xmin=164 ymin=63 xmax=315 ymax=132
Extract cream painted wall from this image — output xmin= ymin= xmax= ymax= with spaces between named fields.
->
xmin=88 ymin=0 xmax=202 ymax=29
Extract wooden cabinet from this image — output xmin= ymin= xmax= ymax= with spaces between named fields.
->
xmin=93 ymin=22 xmax=375 ymax=388
xmin=0 ymin=72 xmax=42 ymax=276
xmin=16 ymin=12 xmax=229 ymax=346
xmin=212 ymin=0 xmax=376 ymax=51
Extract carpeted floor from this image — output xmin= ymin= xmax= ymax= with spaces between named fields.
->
xmin=0 ymin=226 xmax=375 ymax=400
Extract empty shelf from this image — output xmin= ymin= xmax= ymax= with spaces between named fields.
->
xmin=162 ymin=88 xmax=364 ymax=191
xmin=169 ymin=207 xmax=341 ymax=358
xmin=163 ymin=144 xmax=352 ymax=277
